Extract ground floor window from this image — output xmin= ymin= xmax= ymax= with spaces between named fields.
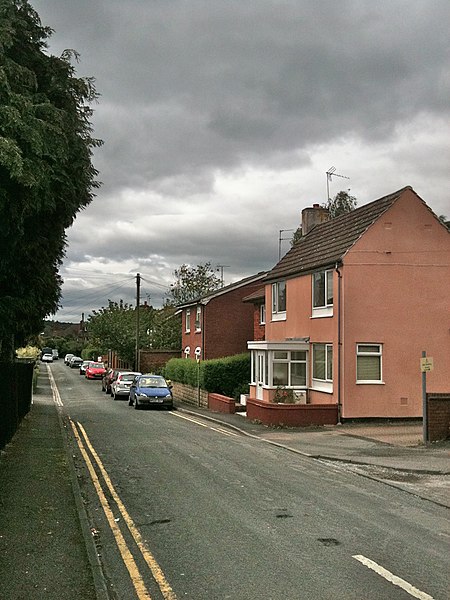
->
xmin=312 ymin=343 xmax=333 ymax=381
xmin=357 ymin=344 xmax=382 ymax=383
xmin=251 ymin=348 xmax=307 ymax=388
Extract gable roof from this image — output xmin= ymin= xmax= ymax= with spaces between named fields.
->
xmin=176 ymin=271 xmax=267 ymax=309
xmin=265 ymin=186 xmax=415 ymax=282
xmin=242 ymin=287 xmax=265 ymax=303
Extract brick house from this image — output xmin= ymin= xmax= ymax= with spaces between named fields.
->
xmin=247 ymin=186 xmax=450 ymax=420
xmin=178 ymin=272 xmax=267 ymax=361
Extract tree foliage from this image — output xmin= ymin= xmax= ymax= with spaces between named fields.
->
xmin=167 ymin=262 xmax=221 ymax=305
xmin=87 ymin=300 xmax=181 ymax=364
xmin=323 ymin=190 xmax=357 ymax=219
xmin=0 ymin=1 xmax=101 ymax=359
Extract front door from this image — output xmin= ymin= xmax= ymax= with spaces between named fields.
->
xmin=256 ymin=351 xmax=265 ymax=400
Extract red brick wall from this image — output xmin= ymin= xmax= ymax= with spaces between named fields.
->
xmin=252 ymin=305 xmax=265 ymax=341
xmin=181 ymin=281 xmax=263 ymax=360
xmin=246 ymin=398 xmax=338 ymax=426
xmin=427 ymin=393 xmax=450 ymax=442
xmin=208 ymin=393 xmax=235 ymax=414
xmin=139 ymin=350 xmax=180 ymax=373
xmin=204 ymin=282 xmax=261 ymax=359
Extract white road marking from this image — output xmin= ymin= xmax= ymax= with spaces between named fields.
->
xmin=352 ymin=555 xmax=434 ymax=599
xmin=47 ymin=366 xmax=64 ymax=407
xmin=170 ymin=411 xmax=238 ymax=436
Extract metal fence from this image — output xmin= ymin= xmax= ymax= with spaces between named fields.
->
xmin=0 ymin=361 xmax=34 ymax=449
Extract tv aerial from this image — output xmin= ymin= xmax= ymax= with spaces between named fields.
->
xmin=326 ymin=166 xmax=350 ymax=201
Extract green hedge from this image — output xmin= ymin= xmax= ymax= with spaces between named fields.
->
xmin=165 ymin=353 xmax=250 ymax=399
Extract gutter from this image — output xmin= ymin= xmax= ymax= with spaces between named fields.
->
xmin=335 ymin=262 xmax=343 ymax=424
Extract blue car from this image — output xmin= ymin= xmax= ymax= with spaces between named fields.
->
xmin=129 ymin=374 xmax=173 ymax=410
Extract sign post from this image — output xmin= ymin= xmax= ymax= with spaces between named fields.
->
xmin=420 ymin=351 xmax=434 ymax=443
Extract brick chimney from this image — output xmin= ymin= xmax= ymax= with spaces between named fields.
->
xmin=301 ymin=203 xmax=329 ymax=235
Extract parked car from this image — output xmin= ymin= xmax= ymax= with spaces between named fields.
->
xmin=111 ymin=371 xmax=141 ymax=400
xmin=41 ymin=353 xmax=53 ymax=363
xmin=80 ymin=360 xmax=91 ymax=375
xmin=129 ymin=374 xmax=173 ymax=410
xmin=52 ymin=349 xmax=59 ymax=360
xmin=64 ymin=353 xmax=74 ymax=365
xmin=102 ymin=368 xmax=120 ymax=393
xmin=85 ymin=361 xmax=107 ymax=380
xmin=69 ymin=356 xmax=83 ymax=369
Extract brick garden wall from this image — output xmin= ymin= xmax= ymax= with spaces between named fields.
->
xmin=172 ymin=382 xmax=208 ymax=408
xmin=427 ymin=393 xmax=450 ymax=442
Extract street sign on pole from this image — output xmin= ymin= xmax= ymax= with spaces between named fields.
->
xmin=421 ymin=351 xmax=430 ymax=444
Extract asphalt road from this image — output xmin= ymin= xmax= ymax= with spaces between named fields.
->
xmin=51 ymin=361 xmax=449 ymax=600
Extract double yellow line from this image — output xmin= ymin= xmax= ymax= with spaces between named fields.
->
xmin=70 ymin=419 xmax=177 ymax=600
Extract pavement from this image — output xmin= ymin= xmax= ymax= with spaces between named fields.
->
xmin=0 ymin=370 xmax=448 ymax=599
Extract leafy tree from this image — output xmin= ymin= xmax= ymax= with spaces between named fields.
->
xmin=142 ymin=305 xmax=181 ymax=351
xmin=87 ymin=300 xmax=181 ymax=364
xmin=290 ymin=226 xmax=302 ymax=246
xmin=87 ymin=301 xmax=136 ymax=364
xmin=0 ymin=1 xmax=101 ymax=360
xmin=167 ymin=262 xmax=221 ymax=305
xmin=324 ymin=190 xmax=357 ymax=219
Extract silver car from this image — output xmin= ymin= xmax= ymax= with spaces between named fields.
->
xmin=111 ymin=371 xmax=141 ymax=400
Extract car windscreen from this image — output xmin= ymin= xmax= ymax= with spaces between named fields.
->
xmin=139 ymin=377 xmax=167 ymax=388
xmin=121 ymin=373 xmax=138 ymax=381
xmin=89 ymin=363 xmax=104 ymax=368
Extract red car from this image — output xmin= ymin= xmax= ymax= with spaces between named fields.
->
xmin=85 ymin=361 xmax=106 ymax=380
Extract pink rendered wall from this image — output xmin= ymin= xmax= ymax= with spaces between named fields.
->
xmin=341 ymin=190 xmax=450 ymax=418
xmin=265 ymin=275 xmax=339 ymax=406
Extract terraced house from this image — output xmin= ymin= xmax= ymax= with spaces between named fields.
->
xmin=247 ymin=186 xmax=449 ymax=421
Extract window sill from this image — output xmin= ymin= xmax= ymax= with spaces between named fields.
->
xmin=271 ymin=312 xmax=287 ymax=322
xmin=311 ymin=379 xmax=333 ymax=393
xmin=356 ymin=381 xmax=385 ymax=385
xmin=311 ymin=307 xmax=333 ymax=318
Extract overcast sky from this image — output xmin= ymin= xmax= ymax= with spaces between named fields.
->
xmin=31 ymin=0 xmax=449 ymax=322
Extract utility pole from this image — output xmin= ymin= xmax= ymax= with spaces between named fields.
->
xmin=135 ymin=273 xmax=141 ymax=372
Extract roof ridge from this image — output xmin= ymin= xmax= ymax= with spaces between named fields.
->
xmin=265 ymin=186 xmax=413 ymax=282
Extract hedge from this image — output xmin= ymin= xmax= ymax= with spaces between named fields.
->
xmin=165 ymin=353 xmax=250 ymax=399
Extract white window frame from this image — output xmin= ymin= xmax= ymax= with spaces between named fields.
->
xmin=185 ymin=309 xmax=191 ymax=333
xmin=259 ymin=303 xmax=266 ymax=325
xmin=312 ymin=269 xmax=333 ymax=318
xmin=272 ymin=350 xmax=307 ymax=387
xmin=356 ymin=344 xmax=383 ymax=384
xmin=271 ymin=281 xmax=286 ymax=321
xmin=311 ymin=343 xmax=333 ymax=393
xmin=195 ymin=305 xmax=201 ymax=332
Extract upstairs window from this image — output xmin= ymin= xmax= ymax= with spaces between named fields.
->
xmin=195 ymin=306 xmax=201 ymax=331
xmin=272 ymin=281 xmax=286 ymax=320
xmin=312 ymin=269 xmax=333 ymax=317
xmin=259 ymin=304 xmax=266 ymax=325
xmin=185 ymin=309 xmax=191 ymax=333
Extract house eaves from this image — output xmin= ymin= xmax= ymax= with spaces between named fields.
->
xmin=264 ymin=186 xmax=412 ymax=283
xmin=176 ymin=271 xmax=268 ymax=310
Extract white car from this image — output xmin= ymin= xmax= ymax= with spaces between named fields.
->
xmin=111 ymin=371 xmax=141 ymax=400
xmin=41 ymin=353 xmax=53 ymax=363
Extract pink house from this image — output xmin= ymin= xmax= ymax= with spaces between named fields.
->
xmin=247 ymin=186 xmax=449 ymax=420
